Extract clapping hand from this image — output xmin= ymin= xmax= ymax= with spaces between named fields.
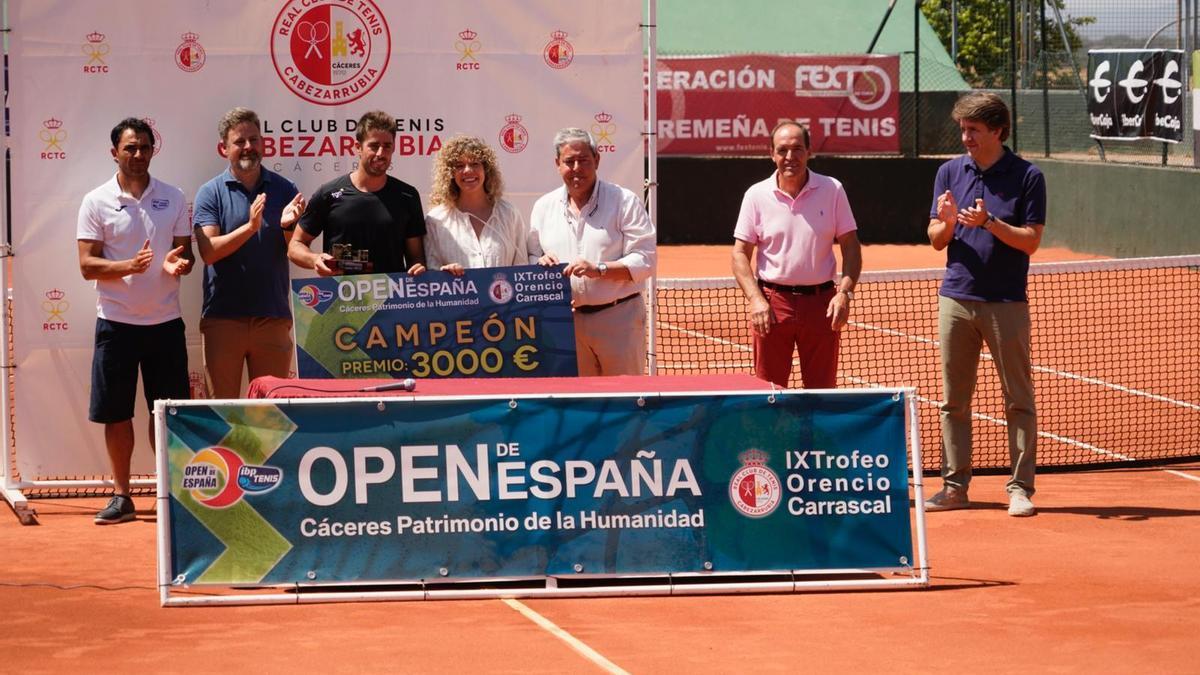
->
xmin=162 ymin=244 xmax=192 ymax=277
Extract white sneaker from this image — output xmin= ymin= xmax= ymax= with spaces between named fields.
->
xmin=1008 ymin=490 xmax=1036 ymax=517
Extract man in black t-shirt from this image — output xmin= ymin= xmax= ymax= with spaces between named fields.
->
xmin=289 ymin=110 xmax=427 ymax=276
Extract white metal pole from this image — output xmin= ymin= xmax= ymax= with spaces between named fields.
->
xmin=645 ymin=0 xmax=659 ymax=375
xmin=155 ymin=401 xmax=173 ymax=607
xmin=908 ymin=389 xmax=931 ymax=586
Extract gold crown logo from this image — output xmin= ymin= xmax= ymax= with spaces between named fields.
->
xmin=86 ymin=31 xmax=106 ymax=43
xmin=551 ymin=30 xmax=569 ymax=40
xmin=504 ymin=113 xmax=523 ymax=123
xmin=45 ymin=288 xmax=66 ymax=301
xmin=181 ymin=32 xmax=199 ymax=43
xmin=738 ymin=449 xmax=769 ymax=466
xmin=594 ymin=111 xmax=613 ymax=124
xmin=458 ymin=29 xmax=477 ymax=41
xmin=43 ymin=118 xmax=63 ymax=130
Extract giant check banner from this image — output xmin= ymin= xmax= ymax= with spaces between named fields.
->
xmin=163 ymin=391 xmax=913 ymax=585
xmin=291 ymin=265 xmax=577 ymax=379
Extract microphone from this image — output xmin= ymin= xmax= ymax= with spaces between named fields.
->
xmin=360 ymin=378 xmax=416 ymax=393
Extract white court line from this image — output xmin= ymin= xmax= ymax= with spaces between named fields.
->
xmin=1164 ymin=469 xmax=1200 ymax=483
xmin=844 ymin=377 xmax=1138 ymax=462
xmin=664 ymin=320 xmax=1196 ymax=467
xmin=657 ymin=321 xmax=751 ymax=352
xmin=849 ymin=321 xmax=1200 ymax=412
xmin=503 ymin=598 xmax=630 ymax=675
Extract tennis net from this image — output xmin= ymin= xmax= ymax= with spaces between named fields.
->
xmin=653 ymin=255 xmax=1200 ymax=473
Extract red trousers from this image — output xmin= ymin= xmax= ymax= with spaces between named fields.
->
xmin=752 ymin=286 xmax=839 ymax=388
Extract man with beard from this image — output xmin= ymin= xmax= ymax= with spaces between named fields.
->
xmin=289 ymin=110 xmax=427 ymax=276
xmin=194 ymin=107 xmax=306 ymax=398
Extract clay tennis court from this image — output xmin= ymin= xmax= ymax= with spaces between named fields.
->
xmin=3 ymin=245 xmax=1198 ymax=674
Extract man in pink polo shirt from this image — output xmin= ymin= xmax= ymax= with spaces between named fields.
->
xmin=731 ymin=121 xmax=861 ymax=388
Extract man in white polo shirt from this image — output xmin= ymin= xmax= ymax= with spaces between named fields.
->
xmin=77 ymin=117 xmax=194 ymax=525
xmin=731 ymin=121 xmax=861 ymax=388
xmin=530 ymin=127 xmax=657 ymax=376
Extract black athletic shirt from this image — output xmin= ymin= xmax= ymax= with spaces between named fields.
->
xmin=298 ymin=173 xmax=426 ymax=274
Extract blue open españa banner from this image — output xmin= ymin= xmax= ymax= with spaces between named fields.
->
xmin=291 ymin=265 xmax=577 ymax=379
xmin=164 ymin=390 xmax=914 ymax=585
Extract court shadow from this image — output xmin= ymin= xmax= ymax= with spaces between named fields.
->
xmin=932 ymin=500 xmax=1200 ymax=521
xmin=1034 ymin=505 xmax=1200 ymax=521
xmin=925 ymin=576 xmax=1016 ymax=591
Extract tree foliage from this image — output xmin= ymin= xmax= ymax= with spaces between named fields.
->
xmin=921 ymin=0 xmax=1094 ymax=88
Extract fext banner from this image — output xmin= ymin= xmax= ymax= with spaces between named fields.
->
xmin=655 ymin=54 xmax=900 ymax=156
xmin=1087 ymin=49 xmax=1185 ymax=142
xmin=162 ymin=390 xmax=914 ymax=586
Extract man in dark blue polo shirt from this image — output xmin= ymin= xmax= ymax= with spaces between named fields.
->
xmin=194 ymin=107 xmax=306 ymax=398
xmin=923 ymin=92 xmax=1047 ymax=518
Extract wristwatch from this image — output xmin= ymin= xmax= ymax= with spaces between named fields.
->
xmin=839 ymin=289 xmax=854 ymax=300
xmin=984 ymin=213 xmax=997 ymax=229
xmin=597 ymin=262 xmax=608 ymax=276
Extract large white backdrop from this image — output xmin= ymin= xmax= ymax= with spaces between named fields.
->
xmin=6 ymin=0 xmax=646 ymax=479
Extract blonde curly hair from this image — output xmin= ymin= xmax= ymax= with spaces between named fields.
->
xmin=429 ymin=135 xmax=504 ymax=207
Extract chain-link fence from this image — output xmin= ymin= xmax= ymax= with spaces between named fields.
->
xmin=917 ymin=0 xmax=1197 ymax=166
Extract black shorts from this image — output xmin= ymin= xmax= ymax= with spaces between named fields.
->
xmin=88 ymin=317 xmax=189 ymax=424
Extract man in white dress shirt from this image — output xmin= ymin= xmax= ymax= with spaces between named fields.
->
xmin=530 ymin=128 xmax=657 ymax=376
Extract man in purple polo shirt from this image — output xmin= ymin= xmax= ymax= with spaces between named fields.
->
xmin=923 ymin=92 xmax=1047 ymax=518
xmin=731 ymin=121 xmax=861 ymax=388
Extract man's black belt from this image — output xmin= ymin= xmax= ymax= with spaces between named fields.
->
xmin=758 ymin=279 xmax=835 ymax=295
xmin=575 ymin=293 xmax=640 ymax=314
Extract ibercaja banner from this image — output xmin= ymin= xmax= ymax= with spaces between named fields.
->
xmin=291 ymin=264 xmax=577 ymax=379
xmin=1087 ymin=49 xmax=1185 ymax=143
xmin=163 ymin=390 xmax=914 ymax=586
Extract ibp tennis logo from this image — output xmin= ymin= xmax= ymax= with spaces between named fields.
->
xmin=729 ymin=449 xmax=782 ymax=518
xmin=271 ymin=0 xmax=391 ymax=106
xmin=183 ymin=447 xmax=282 ymax=509
xmin=297 ymin=283 xmax=334 ymax=310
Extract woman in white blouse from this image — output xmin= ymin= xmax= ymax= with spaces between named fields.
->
xmin=425 ymin=135 xmax=535 ymax=275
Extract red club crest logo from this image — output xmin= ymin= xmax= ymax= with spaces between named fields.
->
xmin=271 ymin=0 xmax=391 ymax=106
xmin=175 ymin=32 xmax=205 ymax=72
xmin=498 ymin=113 xmax=528 ymax=154
xmin=144 ymin=118 xmax=163 ymax=157
xmin=543 ymin=30 xmax=574 ymax=70
xmin=728 ymin=449 xmax=782 ymax=518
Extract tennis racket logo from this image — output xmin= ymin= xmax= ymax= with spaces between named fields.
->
xmin=270 ymin=0 xmax=390 ymax=105
xmin=729 ymin=449 xmax=782 ymax=518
